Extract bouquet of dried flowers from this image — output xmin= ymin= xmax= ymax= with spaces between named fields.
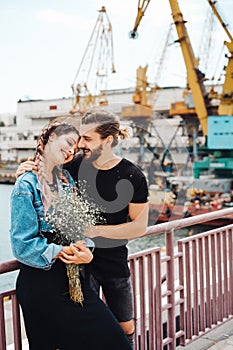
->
xmin=45 ymin=180 xmax=103 ymax=305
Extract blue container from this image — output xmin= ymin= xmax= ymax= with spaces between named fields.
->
xmin=208 ymin=116 xmax=233 ymax=150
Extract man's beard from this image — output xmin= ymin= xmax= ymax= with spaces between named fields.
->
xmin=81 ymin=144 xmax=103 ymax=163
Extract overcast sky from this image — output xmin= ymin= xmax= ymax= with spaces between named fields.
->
xmin=0 ymin=0 xmax=232 ymax=113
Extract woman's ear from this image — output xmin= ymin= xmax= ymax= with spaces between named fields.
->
xmin=48 ymin=132 xmax=56 ymax=142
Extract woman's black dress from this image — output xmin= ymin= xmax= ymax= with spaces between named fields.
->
xmin=16 ymin=260 xmax=131 ymax=350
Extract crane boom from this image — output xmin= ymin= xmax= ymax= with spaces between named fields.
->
xmin=168 ymin=0 xmax=208 ymax=136
xmin=207 ymin=0 xmax=233 ymax=42
xmin=129 ymin=0 xmax=209 ymax=136
xmin=206 ymin=0 xmax=233 ymax=115
xmin=129 ymin=0 xmax=233 ymax=180
xmin=129 ymin=0 xmax=151 ymax=39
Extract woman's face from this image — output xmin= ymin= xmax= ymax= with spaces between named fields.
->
xmin=46 ymin=131 xmax=78 ymax=165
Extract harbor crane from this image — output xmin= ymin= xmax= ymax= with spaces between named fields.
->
xmin=120 ymin=25 xmax=174 ymax=167
xmin=70 ymin=6 xmax=116 ymax=114
xmin=129 ymin=0 xmax=211 ymax=138
xmin=206 ymin=0 xmax=233 ymax=116
xmin=121 ymin=22 xmax=173 ymax=121
xmin=129 ymin=0 xmax=151 ymax=39
xmin=121 ymin=64 xmax=153 ymax=120
xmin=129 ymin=0 xmax=233 ymax=179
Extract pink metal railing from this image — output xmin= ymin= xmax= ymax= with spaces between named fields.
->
xmin=0 ymin=260 xmax=21 ymax=350
xmin=177 ymin=226 xmax=233 ymax=345
xmin=128 ymin=207 xmax=233 ymax=349
xmin=1 ymin=206 xmax=233 ymax=350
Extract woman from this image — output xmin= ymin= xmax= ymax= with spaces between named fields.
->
xmin=10 ymin=120 xmax=131 ymax=350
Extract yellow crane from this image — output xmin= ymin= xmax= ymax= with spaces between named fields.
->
xmin=167 ymin=0 xmax=214 ymax=138
xmin=207 ymin=0 xmax=233 ymax=116
xmin=129 ymin=0 xmax=233 ymax=138
xmin=130 ymin=0 xmax=233 ymax=179
xmin=70 ymin=6 xmax=116 ymax=114
xmin=129 ymin=0 xmax=151 ymax=39
xmin=121 ymin=64 xmax=153 ymax=120
xmin=129 ymin=0 xmax=211 ymax=137
xmin=121 ymin=22 xmax=173 ymax=120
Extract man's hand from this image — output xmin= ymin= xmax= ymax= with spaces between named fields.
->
xmin=16 ymin=157 xmax=38 ymax=178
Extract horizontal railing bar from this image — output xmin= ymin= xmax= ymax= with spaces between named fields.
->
xmin=176 ymin=330 xmax=185 ymax=338
xmin=179 ymin=225 xmax=231 ymax=243
xmin=161 ymin=255 xmax=170 ymax=262
xmin=0 ymin=290 xmax=17 ymax=298
xmin=175 ymin=252 xmax=183 ymax=258
xmin=175 ymin=286 xmax=184 ymax=292
xmin=163 ymin=337 xmax=173 ymax=345
xmin=146 ymin=207 xmax=233 ymax=235
xmin=128 ymin=246 xmax=160 ymax=259
xmin=0 ymin=260 xmax=19 ymax=274
xmin=162 ymin=303 xmax=172 ymax=311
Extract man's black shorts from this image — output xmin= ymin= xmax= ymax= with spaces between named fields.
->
xmin=90 ymin=274 xmax=134 ymax=323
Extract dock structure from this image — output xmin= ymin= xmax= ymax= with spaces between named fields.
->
xmin=0 ymin=164 xmax=18 ymax=184
xmin=1 ymin=207 xmax=233 ymax=349
xmin=0 ymin=172 xmax=16 ymax=184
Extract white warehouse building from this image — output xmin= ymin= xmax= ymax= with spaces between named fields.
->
xmin=0 ymin=86 xmax=187 ymax=162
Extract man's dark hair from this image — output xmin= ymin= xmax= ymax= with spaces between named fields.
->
xmin=82 ymin=109 xmax=128 ymax=147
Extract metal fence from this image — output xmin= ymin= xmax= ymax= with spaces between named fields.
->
xmin=1 ymin=207 xmax=233 ymax=350
xmin=0 ymin=260 xmax=21 ymax=350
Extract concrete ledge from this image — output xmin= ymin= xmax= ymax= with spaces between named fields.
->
xmin=176 ymin=318 xmax=233 ymax=350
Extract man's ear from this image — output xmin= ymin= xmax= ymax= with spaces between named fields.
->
xmin=106 ymin=135 xmax=114 ymax=144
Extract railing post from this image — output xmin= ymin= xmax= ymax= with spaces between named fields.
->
xmin=185 ymin=241 xmax=192 ymax=339
xmin=147 ymin=253 xmax=155 ymax=350
xmin=12 ymin=294 xmax=22 ymax=350
xmin=0 ymin=296 xmax=6 ymax=350
xmin=129 ymin=259 xmax=138 ymax=350
xmin=166 ymin=228 xmax=176 ymax=349
xmin=178 ymin=240 xmax=186 ymax=346
xmin=155 ymin=250 xmax=162 ymax=350
xmin=138 ymin=256 xmax=146 ymax=350
xmin=229 ymin=228 xmax=233 ymax=315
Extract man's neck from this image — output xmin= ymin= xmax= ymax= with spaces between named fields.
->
xmin=92 ymin=154 xmax=122 ymax=170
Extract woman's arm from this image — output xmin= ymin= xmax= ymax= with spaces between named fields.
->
xmin=10 ymin=176 xmax=63 ymax=269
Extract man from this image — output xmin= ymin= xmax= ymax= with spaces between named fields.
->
xmin=65 ymin=110 xmax=149 ymax=348
xmin=16 ymin=110 xmax=149 ymax=348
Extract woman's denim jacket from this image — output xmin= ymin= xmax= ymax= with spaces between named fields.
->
xmin=10 ymin=170 xmax=73 ymax=270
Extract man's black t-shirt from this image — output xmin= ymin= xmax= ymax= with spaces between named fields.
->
xmin=65 ymin=154 xmax=148 ymax=277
